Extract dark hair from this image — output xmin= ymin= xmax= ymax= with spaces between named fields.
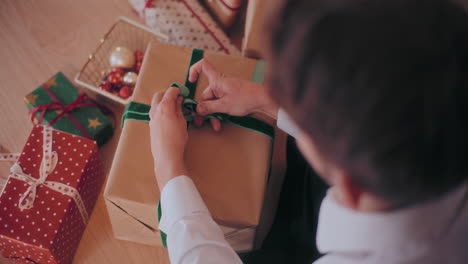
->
xmin=267 ymin=0 xmax=468 ymax=203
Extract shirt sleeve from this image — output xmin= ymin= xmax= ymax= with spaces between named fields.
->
xmin=159 ymin=176 xmax=242 ymax=264
xmin=277 ymin=108 xmax=300 ymax=138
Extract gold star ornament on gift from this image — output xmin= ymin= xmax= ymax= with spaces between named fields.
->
xmin=44 ymin=76 xmax=57 ymax=87
xmin=88 ymin=118 xmax=102 ymax=129
xmin=24 ymin=94 xmax=39 ymax=106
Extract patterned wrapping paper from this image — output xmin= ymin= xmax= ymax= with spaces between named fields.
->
xmin=129 ymin=0 xmax=240 ymax=55
xmin=24 ymin=72 xmax=113 ymax=146
xmin=0 ymin=126 xmax=104 ymax=264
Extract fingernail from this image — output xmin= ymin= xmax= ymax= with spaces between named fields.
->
xmin=194 ymin=116 xmax=204 ymax=127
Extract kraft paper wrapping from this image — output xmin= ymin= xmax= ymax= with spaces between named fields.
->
xmin=104 ymin=41 xmax=286 ymax=250
xmin=242 ymin=0 xmax=286 ymax=59
xmin=242 ymin=0 xmax=269 ymax=58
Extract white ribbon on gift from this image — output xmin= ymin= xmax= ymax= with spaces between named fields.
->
xmin=2 ymin=126 xmax=89 ymax=224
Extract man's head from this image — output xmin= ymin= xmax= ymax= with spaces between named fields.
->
xmin=267 ymin=0 xmax=468 ymax=207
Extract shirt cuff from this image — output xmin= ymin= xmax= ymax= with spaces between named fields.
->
xmin=159 ymin=176 xmax=210 ymax=233
xmin=277 ymin=108 xmax=300 ymax=138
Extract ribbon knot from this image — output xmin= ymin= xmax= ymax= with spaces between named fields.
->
xmin=12 ymin=148 xmax=57 ymax=211
xmin=29 ymin=85 xmax=96 ymax=139
xmin=36 ymin=179 xmax=45 ymax=185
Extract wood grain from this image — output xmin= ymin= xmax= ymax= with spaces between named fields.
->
xmin=0 ymin=0 xmax=172 ymax=263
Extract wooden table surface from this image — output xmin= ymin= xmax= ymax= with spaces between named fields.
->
xmin=0 ymin=0 xmax=244 ymax=263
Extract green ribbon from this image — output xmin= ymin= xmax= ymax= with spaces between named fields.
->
xmin=157 ymin=201 xmax=167 ymax=248
xmin=121 ymin=51 xmax=274 ymax=139
xmin=120 ymin=49 xmax=273 ymax=248
xmin=122 ymin=86 xmax=275 ymax=139
xmin=171 ymin=83 xmax=275 ymax=139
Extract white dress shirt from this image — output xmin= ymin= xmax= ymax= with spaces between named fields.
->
xmin=159 ymin=109 xmax=468 ymax=264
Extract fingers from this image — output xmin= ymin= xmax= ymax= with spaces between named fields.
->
xmin=188 ymin=59 xmax=217 ymax=83
xmin=193 ymin=116 xmax=204 ymax=127
xmin=150 ymin=86 xmax=182 ymax=119
xmin=200 ymin=85 xmax=216 ymax=101
xmin=197 ymin=99 xmax=225 ymax=116
xmin=210 ymin=118 xmax=221 ymax=132
xmin=151 ymin=85 xmax=222 ymax=132
xmin=150 ymin=92 xmax=164 ymax=119
xmin=161 ymin=86 xmax=182 ymax=112
xmin=152 ymin=91 xmax=164 ymax=106
xmin=193 ymin=117 xmax=221 ymax=132
xmin=176 ymin=96 xmax=184 ymax=117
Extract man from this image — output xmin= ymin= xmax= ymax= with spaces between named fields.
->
xmin=149 ymin=0 xmax=468 ymax=263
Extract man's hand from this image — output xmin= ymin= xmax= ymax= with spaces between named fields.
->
xmin=189 ymin=59 xmax=279 ymax=130
xmin=149 ymin=86 xmax=188 ymax=191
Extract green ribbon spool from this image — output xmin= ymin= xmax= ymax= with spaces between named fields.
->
xmin=121 ymin=49 xmax=273 ymax=248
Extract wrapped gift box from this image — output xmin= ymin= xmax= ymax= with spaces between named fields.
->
xmin=0 ymin=126 xmax=104 ymax=264
xmin=104 ymin=41 xmax=286 ymax=252
xmin=242 ymin=0 xmax=277 ymax=58
xmin=129 ymin=0 xmax=240 ymax=55
xmin=24 ymin=72 xmax=113 ymax=146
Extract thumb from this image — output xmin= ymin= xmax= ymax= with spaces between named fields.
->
xmin=197 ymin=100 xmax=226 ymax=116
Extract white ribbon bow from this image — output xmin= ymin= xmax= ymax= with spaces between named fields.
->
xmin=5 ymin=126 xmax=89 ymax=224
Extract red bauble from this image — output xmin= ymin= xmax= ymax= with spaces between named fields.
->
xmin=107 ymin=72 xmax=123 ymax=86
xmin=99 ymin=81 xmax=112 ymax=92
xmin=119 ymin=86 xmax=133 ymax=99
xmin=135 ymin=50 xmax=144 ymax=62
xmin=135 ymin=62 xmax=142 ymax=74
xmin=111 ymin=67 xmax=125 ymax=75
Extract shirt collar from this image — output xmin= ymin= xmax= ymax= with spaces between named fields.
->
xmin=316 ymin=182 xmax=468 ymax=259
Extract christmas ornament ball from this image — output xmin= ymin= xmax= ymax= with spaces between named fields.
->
xmin=135 ymin=62 xmax=142 ymax=73
xmin=123 ymin=72 xmax=138 ymax=86
xmin=111 ymin=67 xmax=125 ymax=75
xmin=109 ymin=47 xmax=135 ymax=69
xmin=119 ymin=86 xmax=133 ymax=99
xmin=107 ymin=71 xmax=123 ymax=86
xmin=135 ymin=50 xmax=144 ymax=62
xmin=99 ymin=81 xmax=112 ymax=92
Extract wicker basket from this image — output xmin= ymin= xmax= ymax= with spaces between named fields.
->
xmin=75 ymin=17 xmax=168 ymax=105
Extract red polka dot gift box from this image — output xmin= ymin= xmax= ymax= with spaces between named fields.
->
xmin=0 ymin=125 xmax=104 ymax=264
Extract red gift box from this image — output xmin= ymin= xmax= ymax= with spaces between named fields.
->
xmin=0 ymin=125 xmax=104 ymax=264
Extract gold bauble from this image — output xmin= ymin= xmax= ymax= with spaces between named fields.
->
xmin=109 ymin=47 xmax=135 ymax=69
